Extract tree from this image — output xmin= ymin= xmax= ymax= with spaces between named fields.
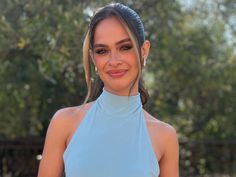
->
xmin=0 ymin=0 xmax=235 ymax=141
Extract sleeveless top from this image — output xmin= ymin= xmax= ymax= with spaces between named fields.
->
xmin=63 ymin=88 xmax=160 ymax=177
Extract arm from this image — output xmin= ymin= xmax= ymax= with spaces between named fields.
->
xmin=37 ymin=109 xmax=69 ymax=177
xmin=159 ymin=126 xmax=179 ymax=177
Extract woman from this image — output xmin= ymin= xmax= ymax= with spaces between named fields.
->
xmin=37 ymin=3 xmax=179 ymax=177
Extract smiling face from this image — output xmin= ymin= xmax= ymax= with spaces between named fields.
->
xmin=91 ymin=17 xmax=140 ymax=96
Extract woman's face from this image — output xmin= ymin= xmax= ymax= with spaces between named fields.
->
xmin=91 ymin=17 xmax=139 ymax=96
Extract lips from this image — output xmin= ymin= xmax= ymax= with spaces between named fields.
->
xmin=107 ymin=69 xmax=128 ymax=78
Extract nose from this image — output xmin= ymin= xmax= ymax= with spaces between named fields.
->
xmin=108 ymin=50 xmax=122 ymax=66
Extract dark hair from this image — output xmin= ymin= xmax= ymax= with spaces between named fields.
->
xmin=83 ymin=3 xmax=149 ymax=109
xmin=90 ymin=3 xmax=145 ymax=49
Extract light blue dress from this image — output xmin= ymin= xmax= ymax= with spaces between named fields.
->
xmin=63 ymin=88 xmax=160 ymax=177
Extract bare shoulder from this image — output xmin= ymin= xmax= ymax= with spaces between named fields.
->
xmin=48 ymin=102 xmax=95 ymax=143
xmin=143 ymin=110 xmax=179 ymax=160
xmin=51 ymin=102 xmax=94 ymax=125
xmin=144 ymin=110 xmax=177 ymax=137
xmin=38 ymin=102 xmax=94 ymax=177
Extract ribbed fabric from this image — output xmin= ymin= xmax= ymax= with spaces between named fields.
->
xmin=63 ymin=88 xmax=159 ymax=177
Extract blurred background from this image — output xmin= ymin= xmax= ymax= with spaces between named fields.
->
xmin=0 ymin=0 xmax=235 ymax=176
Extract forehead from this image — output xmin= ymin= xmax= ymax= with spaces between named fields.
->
xmin=93 ymin=17 xmax=130 ymax=44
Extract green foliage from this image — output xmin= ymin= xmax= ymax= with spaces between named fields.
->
xmin=0 ymin=0 xmax=235 ymax=142
xmin=142 ymin=0 xmax=236 ymax=140
xmin=0 ymin=0 xmax=89 ymax=138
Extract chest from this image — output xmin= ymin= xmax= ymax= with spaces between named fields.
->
xmin=63 ymin=107 xmax=159 ymax=177
xmin=65 ymin=150 xmax=155 ymax=177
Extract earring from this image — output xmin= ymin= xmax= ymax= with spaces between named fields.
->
xmin=143 ymin=58 xmax=146 ymax=67
xmin=95 ymin=67 xmax=98 ymax=73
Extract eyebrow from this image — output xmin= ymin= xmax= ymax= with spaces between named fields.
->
xmin=93 ymin=38 xmax=131 ymax=48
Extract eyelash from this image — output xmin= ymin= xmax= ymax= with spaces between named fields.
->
xmin=94 ymin=45 xmax=133 ymax=55
xmin=120 ymin=45 xmax=132 ymax=51
xmin=95 ymin=49 xmax=107 ymax=55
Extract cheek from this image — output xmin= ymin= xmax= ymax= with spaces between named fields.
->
xmin=94 ymin=58 xmax=106 ymax=69
xmin=128 ymin=53 xmax=139 ymax=68
xmin=94 ymin=60 xmax=107 ymax=78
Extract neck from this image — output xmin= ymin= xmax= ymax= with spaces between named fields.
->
xmin=104 ymin=84 xmax=139 ymax=96
xmin=97 ymin=88 xmax=142 ymax=118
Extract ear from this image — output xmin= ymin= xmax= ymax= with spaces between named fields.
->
xmin=141 ymin=40 xmax=151 ymax=66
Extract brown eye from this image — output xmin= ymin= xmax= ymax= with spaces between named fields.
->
xmin=95 ymin=49 xmax=108 ymax=55
xmin=120 ymin=45 xmax=132 ymax=51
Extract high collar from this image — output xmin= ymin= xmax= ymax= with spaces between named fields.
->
xmin=97 ymin=88 xmax=142 ymax=118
